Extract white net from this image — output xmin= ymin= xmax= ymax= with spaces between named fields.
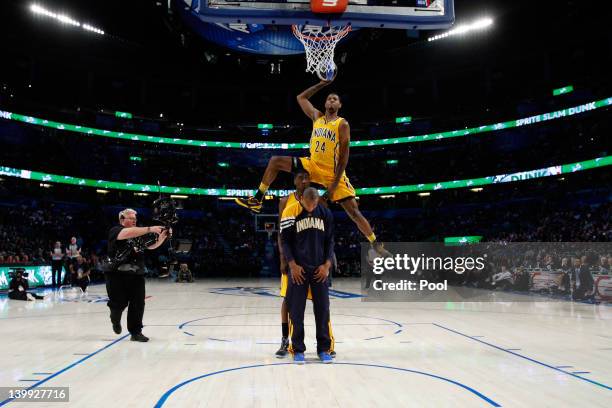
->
xmin=292 ymin=24 xmax=351 ymax=80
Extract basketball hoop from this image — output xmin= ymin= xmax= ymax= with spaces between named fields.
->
xmin=292 ymin=24 xmax=352 ymax=80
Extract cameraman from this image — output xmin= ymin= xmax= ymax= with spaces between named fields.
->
xmin=106 ymin=208 xmax=169 ymax=342
xmin=8 ymin=270 xmax=44 ymax=301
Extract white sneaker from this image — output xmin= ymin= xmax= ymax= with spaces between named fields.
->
xmin=26 ymin=293 xmax=35 ymax=301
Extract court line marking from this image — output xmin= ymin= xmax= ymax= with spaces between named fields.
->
xmin=0 ymin=334 xmax=129 ymax=407
xmin=208 ymin=338 xmax=231 ymax=342
xmin=177 ymin=312 xmax=404 ymax=341
xmin=432 ymin=323 xmax=612 ymax=391
xmin=153 ymin=362 xmax=501 ymax=408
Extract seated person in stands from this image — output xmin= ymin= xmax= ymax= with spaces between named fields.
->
xmin=8 ymin=269 xmax=44 ymax=301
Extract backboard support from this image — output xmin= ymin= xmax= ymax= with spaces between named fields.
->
xmin=181 ymin=0 xmax=455 ymax=30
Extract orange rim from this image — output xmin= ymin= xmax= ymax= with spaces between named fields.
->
xmin=291 ymin=25 xmax=352 ymax=42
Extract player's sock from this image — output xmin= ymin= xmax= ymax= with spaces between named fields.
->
xmin=282 ymin=322 xmax=289 ymax=338
xmin=254 ymin=183 xmax=269 ymax=202
xmin=367 ymin=233 xmax=377 ymax=243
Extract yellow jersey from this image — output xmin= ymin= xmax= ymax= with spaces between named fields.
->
xmin=309 ymin=116 xmax=343 ymax=172
xmin=285 ymin=191 xmax=299 ymax=208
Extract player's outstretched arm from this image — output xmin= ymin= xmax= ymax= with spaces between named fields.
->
xmin=296 ymin=79 xmax=332 ymax=121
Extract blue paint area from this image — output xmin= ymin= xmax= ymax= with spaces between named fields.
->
xmin=328 ymin=289 xmax=364 ymax=299
xmin=364 ymin=336 xmax=384 ymax=341
xmin=0 ymin=333 xmax=129 ymax=407
xmin=183 ymin=331 xmax=195 ymax=337
xmin=153 ymin=362 xmax=501 ymax=407
xmin=208 ymin=337 xmax=232 ymax=342
xmin=433 ymin=323 xmax=612 ymax=391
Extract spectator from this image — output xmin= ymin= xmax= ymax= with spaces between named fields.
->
xmin=8 ymin=269 xmax=44 ymax=301
xmin=50 ymin=241 xmax=64 ymax=288
xmin=573 ymin=253 xmax=596 ymax=301
xmin=73 ymin=255 xmax=91 ymax=294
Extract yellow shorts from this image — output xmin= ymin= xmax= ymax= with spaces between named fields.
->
xmin=280 ymin=273 xmax=312 ymax=300
xmin=298 ymin=157 xmax=356 ymax=202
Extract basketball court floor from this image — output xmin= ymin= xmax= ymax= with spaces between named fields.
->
xmin=1 ymin=279 xmax=610 ymax=407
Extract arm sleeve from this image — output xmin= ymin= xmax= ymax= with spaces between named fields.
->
xmin=324 ymin=208 xmax=335 ymax=263
xmin=280 ymin=209 xmax=296 ymax=264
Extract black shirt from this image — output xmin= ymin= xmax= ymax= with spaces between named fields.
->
xmin=108 ymin=225 xmax=146 ymax=274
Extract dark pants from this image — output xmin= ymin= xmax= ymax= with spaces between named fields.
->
xmin=287 ymin=267 xmax=333 ymax=354
xmin=105 ymin=273 xmax=145 ymax=335
xmin=77 ymin=276 xmax=90 ymax=292
xmin=9 ymin=291 xmax=43 ymax=300
xmin=51 ymin=260 xmax=63 ymax=287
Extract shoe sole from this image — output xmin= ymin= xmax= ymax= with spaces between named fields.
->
xmin=234 ymin=199 xmax=262 ymax=213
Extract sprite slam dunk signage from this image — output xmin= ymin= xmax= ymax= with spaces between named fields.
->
xmin=1 ymin=155 xmax=611 ymax=197
xmin=0 ymin=265 xmax=66 ymax=291
xmin=0 ymin=98 xmax=610 ymax=149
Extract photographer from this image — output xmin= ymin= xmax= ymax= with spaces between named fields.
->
xmin=8 ymin=270 xmax=44 ymax=301
xmin=106 ymin=208 xmax=170 ymax=342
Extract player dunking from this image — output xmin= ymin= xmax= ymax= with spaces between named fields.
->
xmin=275 ymin=169 xmax=336 ymax=358
xmin=236 ymin=78 xmax=390 ymax=257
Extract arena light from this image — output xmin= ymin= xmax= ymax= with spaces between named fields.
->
xmin=428 ymin=17 xmax=493 ymax=42
xmin=30 ymin=4 xmax=105 ymax=35
xmin=470 ymin=188 xmax=483 ymax=192
xmin=96 ymin=189 xmax=109 ymax=194
xmin=258 ymin=124 xmax=274 ymax=130
xmin=134 ymin=192 xmax=149 ymax=196
xmin=39 ymin=183 xmax=51 ymax=188
xmin=380 ymin=195 xmax=395 ymax=199
xmin=1 ymin=98 xmax=610 ymax=150
xmin=1 ymin=156 xmax=611 ymax=197
xmin=217 ymin=162 xmax=230 ymax=167
xmin=418 ymin=192 xmax=431 ymax=197
xmin=386 ymin=160 xmax=399 ymax=165
xmin=170 ymin=195 xmax=188 ymax=199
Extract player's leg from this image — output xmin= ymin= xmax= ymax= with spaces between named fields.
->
xmin=339 ymin=196 xmax=392 ymax=258
xmin=235 ymin=156 xmax=293 ymax=213
xmin=310 ymin=274 xmax=333 ymax=363
xmin=287 ymin=271 xmax=309 ymax=364
xmin=275 ymin=274 xmax=290 ymax=358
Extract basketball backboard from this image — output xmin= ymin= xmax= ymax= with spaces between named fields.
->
xmin=180 ymin=0 xmax=455 ymax=30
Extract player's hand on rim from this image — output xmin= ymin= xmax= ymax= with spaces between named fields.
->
xmin=289 ymin=261 xmax=305 ymax=284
